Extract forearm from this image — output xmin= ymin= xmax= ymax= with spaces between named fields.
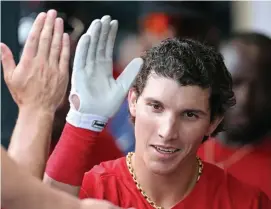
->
xmin=45 ymin=122 xmax=123 ymax=196
xmin=1 ymin=146 xmax=81 ymax=209
xmin=4 ymin=180 xmax=80 ymax=209
xmin=8 ymin=107 xmax=54 ymax=179
xmin=44 ymin=122 xmax=101 ymax=196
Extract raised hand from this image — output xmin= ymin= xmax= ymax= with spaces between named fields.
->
xmin=1 ymin=10 xmax=70 ymax=113
xmin=67 ymin=15 xmax=143 ymax=131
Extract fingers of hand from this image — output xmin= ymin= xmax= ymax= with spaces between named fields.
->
xmin=49 ymin=17 xmax=64 ymax=65
xmin=73 ymin=34 xmax=91 ymax=69
xmin=85 ymin=15 xmax=118 ymax=63
xmin=96 ymin=15 xmax=111 ymax=59
xmin=86 ymin=19 xmax=100 ymax=34
xmin=37 ymin=9 xmax=57 ymax=59
xmin=86 ymin=20 xmax=102 ymax=62
xmin=105 ymin=20 xmax=118 ymax=59
xmin=21 ymin=12 xmax=46 ymax=60
xmin=0 ymin=43 xmax=16 ymax=81
xmin=117 ymin=58 xmax=144 ymax=91
xmin=59 ymin=33 xmax=70 ymax=74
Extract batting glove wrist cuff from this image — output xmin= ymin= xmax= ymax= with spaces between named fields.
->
xmin=66 ymin=108 xmax=108 ymax=132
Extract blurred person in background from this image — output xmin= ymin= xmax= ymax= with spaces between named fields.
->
xmin=198 ymin=32 xmax=271 ymax=198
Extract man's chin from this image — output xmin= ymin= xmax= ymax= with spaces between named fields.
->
xmin=146 ymin=159 xmax=182 ymax=176
xmin=149 ymin=165 xmax=177 ymax=176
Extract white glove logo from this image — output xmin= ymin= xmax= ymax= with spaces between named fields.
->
xmin=67 ymin=16 xmax=143 ymax=131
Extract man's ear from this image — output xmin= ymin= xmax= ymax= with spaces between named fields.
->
xmin=206 ymin=116 xmax=224 ymax=136
xmin=128 ymin=88 xmax=138 ymax=117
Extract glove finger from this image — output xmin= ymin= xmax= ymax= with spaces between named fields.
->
xmin=86 ymin=19 xmax=100 ymax=34
xmin=116 ymin=57 xmax=143 ymax=92
xmin=87 ymin=20 xmax=102 ymax=63
xmin=96 ymin=15 xmax=111 ymax=59
xmin=105 ymin=20 xmax=118 ymax=59
xmin=73 ymin=34 xmax=90 ymax=70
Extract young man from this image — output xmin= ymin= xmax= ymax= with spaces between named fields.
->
xmin=197 ymin=32 xmax=271 ymax=198
xmin=45 ymin=16 xmax=270 ymax=208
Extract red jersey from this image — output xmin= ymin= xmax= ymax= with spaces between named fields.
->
xmin=79 ymin=157 xmax=270 ymax=209
xmin=197 ymin=137 xmax=271 ymax=199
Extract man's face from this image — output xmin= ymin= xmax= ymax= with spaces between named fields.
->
xmin=128 ymin=74 xmax=221 ymax=175
xmin=222 ymin=42 xmax=271 ymax=137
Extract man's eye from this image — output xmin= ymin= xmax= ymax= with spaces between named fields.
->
xmin=184 ymin=112 xmax=198 ymax=118
xmin=152 ymin=104 xmax=161 ymax=110
xmin=149 ymin=103 xmax=163 ymax=112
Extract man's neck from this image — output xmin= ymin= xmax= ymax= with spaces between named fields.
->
xmin=132 ymin=153 xmax=198 ymax=208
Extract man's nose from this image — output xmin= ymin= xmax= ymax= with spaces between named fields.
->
xmin=157 ymin=115 xmax=178 ymax=141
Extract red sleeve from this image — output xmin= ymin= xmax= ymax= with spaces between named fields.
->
xmin=45 ymin=123 xmax=124 ymax=186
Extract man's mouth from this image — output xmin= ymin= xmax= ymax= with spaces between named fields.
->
xmin=151 ymin=145 xmax=180 ymax=154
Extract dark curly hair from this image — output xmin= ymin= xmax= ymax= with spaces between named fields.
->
xmin=131 ymin=38 xmax=236 ymax=137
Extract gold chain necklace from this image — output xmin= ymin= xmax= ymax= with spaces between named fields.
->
xmin=126 ymin=152 xmax=203 ymax=209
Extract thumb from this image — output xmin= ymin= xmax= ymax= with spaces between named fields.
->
xmin=116 ymin=57 xmax=143 ymax=92
xmin=1 ymin=43 xmax=16 ymax=80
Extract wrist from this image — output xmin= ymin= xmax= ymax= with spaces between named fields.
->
xmin=19 ymin=106 xmax=55 ymax=120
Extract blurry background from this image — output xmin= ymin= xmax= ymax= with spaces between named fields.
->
xmin=1 ymin=1 xmax=271 ymax=150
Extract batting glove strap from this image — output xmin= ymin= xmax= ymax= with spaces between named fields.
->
xmin=66 ymin=108 xmax=108 ymax=132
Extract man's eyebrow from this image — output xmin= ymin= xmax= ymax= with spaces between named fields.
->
xmin=144 ymin=97 xmax=161 ymax=102
xmin=144 ymin=97 xmax=208 ymax=116
xmin=182 ymin=109 xmax=208 ymax=116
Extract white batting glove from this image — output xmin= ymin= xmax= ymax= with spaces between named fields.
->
xmin=66 ymin=16 xmax=143 ymax=131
